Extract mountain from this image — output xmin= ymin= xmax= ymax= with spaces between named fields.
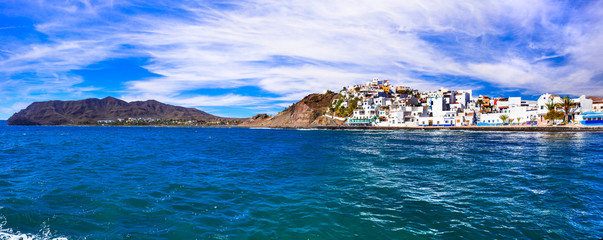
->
xmin=240 ymin=92 xmax=344 ymax=127
xmin=7 ymin=97 xmax=243 ymax=125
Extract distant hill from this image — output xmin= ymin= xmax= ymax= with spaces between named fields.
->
xmin=7 ymin=97 xmax=245 ymax=125
xmin=240 ymin=92 xmax=344 ymax=127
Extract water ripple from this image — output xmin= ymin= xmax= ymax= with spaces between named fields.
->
xmin=0 ymin=126 xmax=601 ymax=239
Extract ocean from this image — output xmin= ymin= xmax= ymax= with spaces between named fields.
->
xmin=0 ymin=120 xmax=601 ymax=239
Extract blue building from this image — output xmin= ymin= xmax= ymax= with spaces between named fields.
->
xmin=580 ymin=112 xmax=603 ymax=126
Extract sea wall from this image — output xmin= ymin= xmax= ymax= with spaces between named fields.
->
xmin=310 ymin=126 xmax=603 ymax=132
xmin=243 ymin=125 xmax=603 ymax=132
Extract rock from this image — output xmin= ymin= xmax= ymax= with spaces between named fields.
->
xmin=240 ymin=92 xmax=341 ymax=127
xmin=251 ymin=114 xmax=271 ymax=120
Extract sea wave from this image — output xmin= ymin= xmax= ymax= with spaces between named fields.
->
xmin=0 ymin=232 xmax=67 ymax=240
xmin=0 ymin=218 xmax=67 ymax=240
xmin=0 ymin=126 xmax=601 ymax=239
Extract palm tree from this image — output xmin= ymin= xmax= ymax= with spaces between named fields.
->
xmin=545 ymin=100 xmax=557 ymax=125
xmin=557 ymin=96 xmax=578 ymax=124
xmin=545 ymin=100 xmax=557 ymax=112
xmin=499 ymin=115 xmax=509 ymax=125
xmin=516 ymin=117 xmax=521 ymax=125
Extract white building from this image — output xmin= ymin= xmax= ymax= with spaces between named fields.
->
xmin=589 ymin=96 xmax=603 ymax=112
xmin=576 ymin=95 xmax=593 ymax=114
xmin=537 ymin=93 xmax=561 ymax=122
xmin=478 ymin=107 xmax=539 ymax=125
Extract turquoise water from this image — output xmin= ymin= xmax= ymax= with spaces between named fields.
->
xmin=0 ymin=121 xmax=602 ymax=239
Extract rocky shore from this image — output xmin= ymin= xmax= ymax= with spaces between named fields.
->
xmin=239 ymin=92 xmax=344 ymax=127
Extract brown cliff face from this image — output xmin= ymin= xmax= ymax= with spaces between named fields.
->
xmin=7 ymin=97 xmax=242 ymax=125
xmin=240 ymin=92 xmax=344 ymax=127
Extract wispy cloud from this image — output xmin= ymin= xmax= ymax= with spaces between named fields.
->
xmin=1 ymin=0 xmax=602 ymax=119
xmin=0 ymin=102 xmax=30 ymax=115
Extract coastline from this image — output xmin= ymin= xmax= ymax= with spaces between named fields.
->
xmin=309 ymin=125 xmax=603 ymax=132
xmin=9 ymin=123 xmax=602 ymax=132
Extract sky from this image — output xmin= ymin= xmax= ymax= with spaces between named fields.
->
xmin=1 ymin=0 xmax=603 ymax=119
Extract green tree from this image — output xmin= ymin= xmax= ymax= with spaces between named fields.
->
xmin=335 ymin=99 xmax=343 ymax=109
xmin=336 ymin=107 xmax=346 ymax=117
xmin=499 ymin=115 xmax=509 ymax=125
xmin=343 ymin=97 xmax=360 ymax=117
xmin=556 ymin=96 xmax=578 ymax=124
xmin=544 ymin=111 xmax=564 ymax=124
xmin=545 ymin=100 xmax=556 ymax=112
xmin=544 ymin=100 xmax=558 ymax=125
xmin=396 ymin=89 xmax=413 ymax=95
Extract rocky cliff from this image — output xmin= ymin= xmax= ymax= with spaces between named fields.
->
xmin=7 ymin=97 xmax=241 ymax=125
xmin=240 ymin=92 xmax=344 ymax=127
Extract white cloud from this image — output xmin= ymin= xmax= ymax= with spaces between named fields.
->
xmin=1 ymin=0 xmax=602 ymax=119
xmin=117 ymin=0 xmax=603 ymax=99
xmin=0 ymin=102 xmax=30 ymax=115
xmin=120 ymin=93 xmax=271 ymax=108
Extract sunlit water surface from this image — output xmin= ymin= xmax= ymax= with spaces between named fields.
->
xmin=0 ymin=121 xmax=601 ymax=239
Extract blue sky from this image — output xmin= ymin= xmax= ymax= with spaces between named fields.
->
xmin=1 ymin=0 xmax=603 ymax=119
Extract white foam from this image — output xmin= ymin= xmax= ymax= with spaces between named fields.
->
xmin=0 ymin=217 xmax=68 ymax=240
xmin=0 ymin=230 xmax=68 ymax=240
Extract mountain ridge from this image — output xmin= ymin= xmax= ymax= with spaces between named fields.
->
xmin=7 ymin=97 xmax=244 ymax=125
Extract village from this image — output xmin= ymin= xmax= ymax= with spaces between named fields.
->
xmin=328 ymin=78 xmax=603 ymax=127
xmin=95 ymin=118 xmax=242 ymax=126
